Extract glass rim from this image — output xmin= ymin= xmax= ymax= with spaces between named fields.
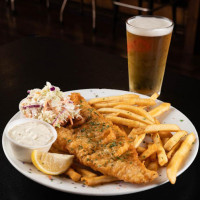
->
xmin=126 ymin=15 xmax=174 ymax=31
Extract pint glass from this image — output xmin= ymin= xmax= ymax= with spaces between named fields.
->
xmin=126 ymin=16 xmax=174 ymax=96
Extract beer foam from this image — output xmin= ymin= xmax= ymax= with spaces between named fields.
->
xmin=126 ymin=16 xmax=173 ymax=37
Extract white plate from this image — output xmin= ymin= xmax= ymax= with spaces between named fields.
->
xmin=2 ymin=89 xmax=199 ymax=196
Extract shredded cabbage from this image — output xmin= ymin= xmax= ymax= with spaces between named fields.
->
xmin=20 ymin=82 xmax=81 ymax=127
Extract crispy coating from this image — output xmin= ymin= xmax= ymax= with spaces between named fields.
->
xmin=52 ymin=93 xmax=158 ymax=184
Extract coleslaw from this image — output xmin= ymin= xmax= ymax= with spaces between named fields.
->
xmin=19 ymin=82 xmax=81 ymax=127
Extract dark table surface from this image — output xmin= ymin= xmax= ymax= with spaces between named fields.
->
xmin=0 ymin=37 xmax=199 ymax=200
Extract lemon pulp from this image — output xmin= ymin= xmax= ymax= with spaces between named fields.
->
xmin=31 ymin=150 xmax=74 ymax=175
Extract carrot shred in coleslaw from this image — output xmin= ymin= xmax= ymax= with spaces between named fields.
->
xmin=20 ymin=82 xmax=81 ymax=127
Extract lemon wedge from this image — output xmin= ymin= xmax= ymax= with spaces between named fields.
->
xmin=31 ymin=150 xmax=74 ymax=175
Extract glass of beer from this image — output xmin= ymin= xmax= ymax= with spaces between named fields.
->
xmin=126 ymin=16 xmax=174 ymax=96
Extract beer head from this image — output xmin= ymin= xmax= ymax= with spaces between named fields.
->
xmin=126 ymin=16 xmax=173 ymax=37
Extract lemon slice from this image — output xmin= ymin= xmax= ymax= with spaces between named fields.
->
xmin=31 ymin=150 xmax=74 ymax=175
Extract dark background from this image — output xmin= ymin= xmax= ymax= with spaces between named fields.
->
xmin=0 ymin=36 xmax=199 ymax=200
xmin=0 ymin=0 xmax=200 ymax=79
xmin=0 ymin=0 xmax=200 ymax=199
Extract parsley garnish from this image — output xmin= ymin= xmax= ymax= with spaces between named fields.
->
xmin=78 ymin=145 xmax=83 ymax=150
xmin=109 ymin=142 xmax=117 ymax=148
xmin=81 ymin=128 xmax=86 ymax=132
xmin=88 ymin=108 xmax=94 ymax=113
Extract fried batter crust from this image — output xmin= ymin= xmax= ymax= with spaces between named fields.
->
xmin=53 ymin=93 xmax=158 ymax=183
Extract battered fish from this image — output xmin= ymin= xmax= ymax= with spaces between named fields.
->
xmin=53 ymin=93 xmax=158 ymax=184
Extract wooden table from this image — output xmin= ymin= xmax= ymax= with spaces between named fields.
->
xmin=0 ymin=37 xmax=199 ymax=200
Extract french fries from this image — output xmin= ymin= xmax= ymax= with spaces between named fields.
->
xmin=105 ymin=115 xmax=146 ymax=128
xmin=66 ymin=166 xmax=118 ymax=186
xmin=136 ymin=146 xmax=146 ymax=154
xmin=65 ymin=168 xmax=81 ymax=182
xmin=139 ymin=144 xmax=158 ymax=160
xmin=73 ymin=167 xmax=97 ymax=178
xmin=147 ymin=161 xmax=158 ymax=171
xmin=88 ymin=94 xmax=196 ymax=185
xmin=93 ymin=102 xmax=127 ymax=109
xmin=149 ymin=103 xmax=171 ymax=117
xmin=91 ymin=95 xmax=156 ymax=109
xmin=145 ymin=124 xmax=180 ymax=133
xmin=164 ymin=131 xmax=187 ymax=151
xmin=167 ymin=141 xmax=182 ymax=160
xmin=98 ymin=108 xmax=153 ymax=125
xmin=150 ymin=92 xmax=159 ymax=100
xmin=144 ymin=158 xmax=151 ymax=167
xmin=128 ymin=127 xmax=145 ymax=136
xmin=132 ymin=98 xmax=156 ymax=106
xmin=55 ymin=93 xmax=196 ymax=186
xmin=152 ymin=133 xmax=168 ymax=166
xmin=114 ymin=105 xmax=155 ymax=123
xmin=88 ymin=94 xmax=139 ymax=105
xmin=159 ymin=131 xmax=173 ymax=138
xmin=139 ymin=92 xmax=159 ymax=109
xmin=131 ymin=134 xmax=146 ymax=148
xmin=162 ymin=137 xmax=170 ymax=145
xmin=149 ymin=152 xmax=157 ymax=161
xmin=167 ymin=133 xmax=196 ymax=184
xmin=81 ymin=176 xmax=118 ymax=186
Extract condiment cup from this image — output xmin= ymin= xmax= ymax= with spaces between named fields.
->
xmin=5 ymin=118 xmax=57 ymax=163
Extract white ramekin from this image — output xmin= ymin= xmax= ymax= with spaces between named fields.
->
xmin=5 ymin=118 xmax=57 ymax=163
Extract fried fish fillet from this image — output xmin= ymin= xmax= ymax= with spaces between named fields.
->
xmin=53 ymin=93 xmax=158 ymax=184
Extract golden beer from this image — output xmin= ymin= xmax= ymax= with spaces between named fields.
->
xmin=126 ymin=16 xmax=173 ymax=96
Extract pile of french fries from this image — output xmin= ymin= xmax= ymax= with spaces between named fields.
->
xmin=61 ymin=93 xmax=196 ymax=186
xmin=87 ymin=93 xmax=196 ymax=185
xmin=49 ymin=146 xmax=118 ymax=186
xmin=65 ymin=164 xmax=118 ymax=186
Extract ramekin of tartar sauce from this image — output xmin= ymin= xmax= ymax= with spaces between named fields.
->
xmin=5 ymin=118 xmax=57 ymax=162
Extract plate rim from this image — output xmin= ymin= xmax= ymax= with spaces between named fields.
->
xmin=2 ymin=88 xmax=199 ymax=196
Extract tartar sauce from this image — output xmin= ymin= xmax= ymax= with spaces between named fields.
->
xmin=8 ymin=121 xmax=54 ymax=147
